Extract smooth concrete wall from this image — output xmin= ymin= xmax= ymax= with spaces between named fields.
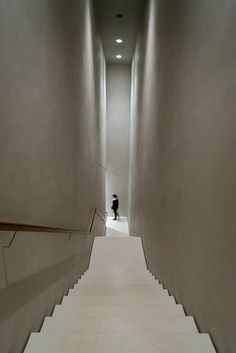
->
xmin=106 ymin=64 xmax=131 ymax=216
xmin=129 ymin=1 xmax=236 ymax=353
xmin=0 ymin=0 xmax=106 ymax=229
xmin=0 ymin=1 xmax=106 ymax=352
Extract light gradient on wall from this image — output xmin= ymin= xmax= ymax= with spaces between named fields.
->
xmin=129 ymin=1 xmax=236 ymax=353
xmin=106 ymin=64 xmax=131 ymax=216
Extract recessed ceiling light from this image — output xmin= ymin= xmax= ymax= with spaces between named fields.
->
xmin=116 ymin=39 xmax=123 ymax=43
xmin=116 ymin=55 xmax=122 ymax=59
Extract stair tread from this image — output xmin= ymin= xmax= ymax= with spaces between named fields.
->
xmin=53 ymin=303 xmax=185 ymax=316
xmin=78 ymin=280 xmax=158 ymax=285
xmin=62 ymin=294 xmax=175 ymax=305
xmin=82 ymin=275 xmax=153 ymax=280
xmin=89 ymin=237 xmax=147 ymax=269
xmin=41 ymin=316 xmax=198 ymax=334
xmin=82 ymin=272 xmax=153 ymax=276
xmin=85 ymin=269 xmax=150 ymax=273
xmin=83 ymin=270 xmax=152 ymax=275
xmin=25 ymin=333 xmax=216 ymax=353
xmin=68 ymin=287 xmax=168 ymax=297
xmin=75 ymin=283 xmax=162 ymax=288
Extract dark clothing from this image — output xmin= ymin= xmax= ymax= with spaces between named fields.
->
xmin=111 ymin=198 xmax=119 ymax=220
xmin=112 ymin=199 xmax=119 ymax=210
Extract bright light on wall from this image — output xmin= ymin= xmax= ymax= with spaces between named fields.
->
xmin=116 ymin=38 xmax=123 ymax=43
xmin=116 ymin=55 xmax=122 ymax=59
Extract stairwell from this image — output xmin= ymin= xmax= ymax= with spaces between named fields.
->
xmin=24 ymin=234 xmax=216 ymax=353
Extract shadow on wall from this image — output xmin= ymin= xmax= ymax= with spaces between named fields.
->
xmin=0 ymin=0 xmax=106 ymax=351
xmin=0 ymin=213 xmax=105 ymax=353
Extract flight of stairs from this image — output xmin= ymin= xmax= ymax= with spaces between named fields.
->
xmin=24 ymin=236 xmax=216 ymax=353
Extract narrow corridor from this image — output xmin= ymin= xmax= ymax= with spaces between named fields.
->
xmin=0 ymin=1 xmax=235 ymax=352
xmin=24 ymin=236 xmax=215 ymax=353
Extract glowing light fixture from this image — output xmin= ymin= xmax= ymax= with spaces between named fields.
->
xmin=116 ymin=38 xmax=123 ymax=43
xmin=116 ymin=55 xmax=122 ymax=59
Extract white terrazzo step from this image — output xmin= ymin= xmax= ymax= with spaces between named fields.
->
xmin=81 ymin=272 xmax=154 ymax=277
xmin=82 ymin=270 xmax=154 ymax=276
xmin=80 ymin=277 xmax=156 ymax=283
xmin=69 ymin=286 xmax=168 ymax=297
xmin=78 ymin=279 xmax=159 ymax=286
xmin=62 ymin=294 xmax=175 ymax=305
xmin=85 ymin=267 xmax=150 ymax=271
xmin=85 ymin=269 xmax=151 ymax=275
xmin=24 ymin=333 xmax=216 ymax=353
xmin=88 ymin=266 xmax=147 ymax=270
xmin=52 ymin=303 xmax=185 ymax=317
xmin=75 ymin=283 xmax=162 ymax=289
xmin=89 ymin=238 xmax=147 ymax=269
xmin=41 ymin=316 xmax=197 ymax=334
xmin=82 ymin=274 xmax=154 ymax=281
xmin=86 ymin=267 xmax=150 ymax=270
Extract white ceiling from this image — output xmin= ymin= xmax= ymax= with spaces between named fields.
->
xmin=93 ymin=0 xmax=147 ymax=64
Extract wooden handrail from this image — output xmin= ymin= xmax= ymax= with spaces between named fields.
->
xmin=0 ymin=208 xmax=106 ymax=235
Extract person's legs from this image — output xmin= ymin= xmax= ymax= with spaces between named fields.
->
xmin=113 ymin=209 xmax=117 ymax=220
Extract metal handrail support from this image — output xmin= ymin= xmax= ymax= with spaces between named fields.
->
xmin=0 ymin=208 xmax=106 ymax=284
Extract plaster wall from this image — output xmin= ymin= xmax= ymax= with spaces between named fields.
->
xmin=0 ymin=1 xmax=106 ymax=352
xmin=129 ymin=1 xmax=236 ymax=353
xmin=106 ymin=64 xmax=131 ymax=216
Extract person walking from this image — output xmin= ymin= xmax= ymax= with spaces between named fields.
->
xmin=111 ymin=194 xmax=119 ymax=220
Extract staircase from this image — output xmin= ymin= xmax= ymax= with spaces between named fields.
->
xmin=24 ymin=236 xmax=216 ymax=353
